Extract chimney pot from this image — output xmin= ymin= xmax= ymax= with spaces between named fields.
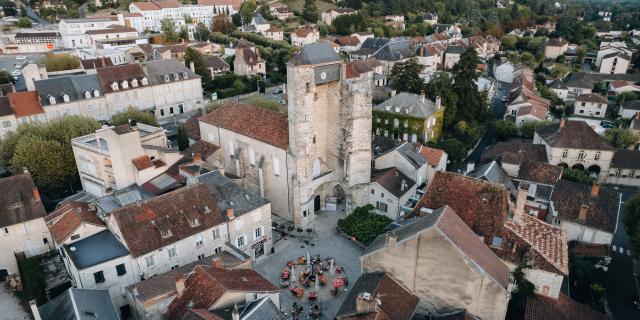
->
xmin=176 ymin=274 xmax=186 ymax=297
xmin=213 ymin=258 xmax=223 ymax=269
xmin=560 ymin=118 xmax=567 ymax=128
xmin=193 ymin=153 xmax=202 ymax=162
xmin=29 ymin=300 xmax=41 ymax=320
xmin=591 ymin=183 xmax=600 ymax=197
xmin=32 ymin=188 xmax=41 ymax=202
xmin=578 ymin=204 xmax=588 ymax=222
xmin=226 ymin=208 xmax=235 ymax=220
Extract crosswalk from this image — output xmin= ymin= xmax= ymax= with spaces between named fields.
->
xmin=612 ymin=245 xmax=632 ymax=256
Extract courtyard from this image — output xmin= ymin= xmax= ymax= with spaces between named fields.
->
xmin=254 ymin=209 xmax=364 ymax=319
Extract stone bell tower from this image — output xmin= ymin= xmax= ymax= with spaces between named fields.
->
xmin=286 ymin=43 xmax=373 ymax=227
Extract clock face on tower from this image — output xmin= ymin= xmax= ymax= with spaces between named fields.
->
xmin=314 ymin=64 xmax=340 ymax=85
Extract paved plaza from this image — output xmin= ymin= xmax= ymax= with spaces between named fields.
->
xmin=254 ymin=210 xmax=364 ymax=319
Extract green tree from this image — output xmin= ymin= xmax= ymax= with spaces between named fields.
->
xmin=562 ymin=168 xmax=592 ymax=185
xmin=331 ymin=13 xmax=365 ymax=35
xmin=193 ymin=22 xmax=210 ymax=41
xmin=426 ymin=72 xmax=458 ymax=128
xmin=337 ymin=204 xmax=392 ymax=245
xmin=161 ymin=18 xmax=179 ymax=43
xmin=506 ymin=262 xmax=535 ymax=320
xmin=302 ymin=0 xmax=319 ymax=22
xmin=501 ymin=34 xmax=518 ymax=50
xmin=212 ymin=15 xmax=234 ymax=34
xmin=239 ymin=0 xmax=257 ymax=24
xmin=16 ymin=17 xmax=32 ymax=28
xmin=345 ymin=0 xmax=363 ymax=10
xmin=604 ymin=128 xmax=640 ymax=148
xmin=617 ymin=91 xmax=639 ymax=106
xmin=87 ymin=4 xmax=98 ymax=13
xmin=111 ymin=107 xmax=159 ymax=126
xmin=179 ymin=26 xmax=189 ymax=41
xmin=231 ymin=13 xmax=242 ymax=27
xmin=495 ymin=120 xmax=517 ymax=141
xmin=176 ymin=125 xmax=189 ymax=151
xmin=452 ymin=47 xmax=486 ymax=122
xmin=42 ymin=53 xmax=81 ymax=71
xmin=521 ymin=120 xmax=552 ymax=138
xmin=625 ymin=193 xmax=640 ymax=258
xmin=0 ymin=70 xmax=15 ymax=84
xmin=388 ymin=57 xmax=424 ymax=94
xmin=439 ymin=138 xmax=466 ymax=169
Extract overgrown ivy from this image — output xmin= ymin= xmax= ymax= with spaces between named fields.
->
xmin=372 ymin=108 xmax=444 ymax=143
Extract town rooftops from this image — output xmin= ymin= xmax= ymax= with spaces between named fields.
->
xmin=127 ymin=251 xmax=246 ymax=303
xmin=38 ymin=288 xmax=118 ymax=320
xmin=611 ymin=150 xmax=640 ymax=169
xmin=547 ymin=38 xmax=569 ymax=47
xmin=373 ymin=38 xmax=415 ymax=61
xmin=335 ymin=272 xmax=419 ymax=320
xmin=85 ymin=24 xmax=137 ymax=35
xmin=34 ymin=74 xmax=102 ymax=106
xmin=446 ymin=45 xmax=465 ymax=54
xmin=200 ymin=102 xmax=289 ymax=149
xmin=81 ymin=58 xmax=113 ymax=70
xmin=549 ymin=79 xmax=567 ymax=90
xmin=63 ymin=230 xmax=130 ymax=269
xmin=165 ymin=265 xmax=280 ymax=320
xmin=184 ymin=140 xmax=220 ymax=160
xmin=110 ymin=183 xmax=225 ymax=257
xmin=416 ymin=145 xmax=445 ymax=166
xmin=142 ymin=59 xmax=199 ymax=84
xmin=536 ymin=120 xmax=615 ymax=151
xmin=45 ymin=202 xmax=106 ymax=243
xmin=292 ymin=42 xmax=341 ymax=65
xmin=8 ymin=91 xmax=44 ymax=117
xmin=371 ymin=167 xmax=415 ymax=198
xmin=516 ymin=160 xmax=563 ymax=185
xmin=576 ymin=93 xmax=608 ymax=104
xmin=0 ymin=96 xmax=12 ymax=117
xmin=366 ymin=206 xmax=511 ymax=290
xmin=481 ymin=141 xmax=548 ymax=165
xmin=131 ymin=1 xmax=161 ymax=10
xmin=203 ymin=55 xmax=230 ymax=70
xmin=375 ymin=92 xmax=438 ymax=119
xmin=15 ymin=31 xmax=61 ymax=39
xmin=96 ymin=63 xmax=147 ymax=94
xmin=197 ymin=0 xmax=243 ymax=8
xmin=0 ymin=173 xmax=46 ymax=228
xmin=197 ymin=170 xmax=270 ymax=218
xmin=203 ymin=296 xmax=286 ymax=320
xmin=551 ymin=180 xmax=621 ymax=233
xmin=467 ymin=160 xmax=517 ymax=196
xmin=601 ymin=51 xmax=631 ymax=61
xmin=524 ymin=293 xmax=609 ymax=320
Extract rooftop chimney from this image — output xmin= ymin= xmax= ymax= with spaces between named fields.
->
xmin=578 ymin=204 xmax=588 ymax=222
xmin=401 ymin=179 xmax=407 ymax=191
xmin=176 ymin=274 xmax=186 ymax=297
xmin=435 ymin=96 xmax=442 ymax=110
xmin=560 ymin=118 xmax=566 ymax=128
xmin=390 ymin=89 xmax=397 ymax=97
xmin=356 ymin=292 xmax=377 ymax=314
xmin=190 ymin=61 xmax=195 ymax=73
xmin=385 ymin=232 xmax=397 ymax=247
xmin=232 ymin=304 xmax=240 ymax=320
xmin=226 ymin=208 xmax=235 ymax=220
xmin=419 ymin=91 xmax=425 ymax=103
xmin=513 ymin=185 xmax=529 ymax=224
xmin=32 ymin=188 xmax=41 ymax=202
xmin=591 ymin=183 xmax=600 ymax=197
xmin=212 ymin=257 xmax=223 ymax=269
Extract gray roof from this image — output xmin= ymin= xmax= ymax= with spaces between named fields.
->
xmin=252 ymin=13 xmax=268 ymax=25
xmin=335 ymin=272 xmax=386 ymax=317
xmin=96 ymin=185 xmax=154 ymax=214
xmin=611 ymin=150 xmax=640 ymax=169
xmin=62 ymin=17 xmax=114 ymax=23
xmin=396 ymin=142 xmax=427 ymax=169
xmin=566 ymin=72 xmax=640 ymax=89
xmin=621 ymin=100 xmax=640 ymax=111
xmin=141 ymin=59 xmax=199 ymax=85
xmin=197 ymin=171 xmax=270 ymax=217
xmin=446 ymin=45 xmax=465 ymax=54
xmin=550 ymin=79 xmax=567 ymax=90
xmin=467 ymin=161 xmax=517 ymax=198
xmin=375 ymin=92 xmax=438 ymax=119
xmin=35 ymin=74 xmax=102 ymax=106
xmin=241 ymin=297 xmax=286 ymax=320
xmin=291 ymin=42 xmax=342 ymax=65
xmin=63 ymin=230 xmax=130 ymax=269
xmin=373 ymin=38 xmax=415 ymax=61
xmin=39 ymin=288 xmax=118 ymax=320
xmin=372 ymin=135 xmax=399 ymax=157
xmin=358 ymin=37 xmax=390 ymax=54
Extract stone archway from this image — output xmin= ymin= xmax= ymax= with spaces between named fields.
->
xmin=557 ymin=163 xmax=569 ymax=168
xmin=588 ymin=165 xmax=601 ymax=178
xmin=572 ymin=164 xmax=585 ymax=171
xmin=332 ymin=184 xmax=345 ymax=204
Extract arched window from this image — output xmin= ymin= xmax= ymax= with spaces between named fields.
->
xmin=131 ymin=79 xmax=138 ymax=87
xmin=121 ymin=80 xmax=129 ymax=89
xmin=62 ymin=93 xmax=69 ymax=102
xmin=141 ymin=77 xmax=148 ymax=86
xmin=312 ymin=159 xmax=321 ymax=178
xmin=48 ymin=95 xmax=56 ymax=105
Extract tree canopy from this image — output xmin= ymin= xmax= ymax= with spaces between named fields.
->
xmin=302 ymin=0 xmax=319 ymax=22
xmin=625 ymin=193 xmax=640 ymax=259
xmin=42 ymin=54 xmax=81 ymax=72
xmin=388 ymin=57 xmax=424 ymax=95
xmin=239 ymin=0 xmax=257 ymax=24
xmin=111 ymin=107 xmax=160 ymax=127
xmin=161 ymin=18 xmax=180 ymax=43
xmin=0 ymin=70 xmax=15 ymax=84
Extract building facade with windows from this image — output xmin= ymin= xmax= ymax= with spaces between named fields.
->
xmin=573 ymin=93 xmax=608 ymax=118
xmin=605 ymin=150 xmax=640 ymax=187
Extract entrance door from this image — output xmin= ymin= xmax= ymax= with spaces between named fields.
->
xmin=120 ymin=305 xmax=132 ymax=319
xmin=254 ymin=242 xmax=264 ymax=258
xmin=0 ymin=269 xmax=7 ymax=282
xmin=314 ymin=195 xmax=321 ymax=212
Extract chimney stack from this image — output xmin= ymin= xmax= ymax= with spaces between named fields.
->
xmin=176 ymin=274 xmax=186 ymax=297
xmin=32 ymin=188 xmax=41 ymax=202
xmin=514 ymin=185 xmax=529 ymax=224
xmin=190 ymin=61 xmax=195 ymax=73
xmin=419 ymin=91 xmax=425 ymax=103
xmin=390 ymin=89 xmax=397 ymax=97
xmin=385 ymin=232 xmax=397 ymax=247
xmin=591 ymin=183 xmax=600 ymax=197
xmin=212 ymin=257 xmax=223 ymax=269
xmin=356 ymin=293 xmax=377 ymax=314
xmin=401 ymin=179 xmax=406 ymax=191
xmin=226 ymin=208 xmax=235 ymax=220
xmin=560 ymin=118 xmax=566 ymax=128
xmin=231 ymin=304 xmax=240 ymax=320
xmin=435 ymin=96 xmax=442 ymax=110
xmin=578 ymin=204 xmax=588 ymax=222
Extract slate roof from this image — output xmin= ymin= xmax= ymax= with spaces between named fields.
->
xmin=142 ymin=59 xmax=199 ymax=85
xmin=551 ymin=180 xmax=620 ymax=233
xmin=197 ymin=171 xmax=269 ymax=217
xmin=96 ymin=64 xmax=147 ymax=94
xmin=536 ymin=121 xmax=615 ymax=150
xmin=165 ymin=265 xmax=280 ymax=320
xmin=366 ymin=206 xmax=511 ymax=289
xmin=336 ymin=272 xmax=419 ymax=320
xmin=110 ymin=183 xmax=225 ymax=257
xmin=203 ymin=55 xmax=230 ymax=70
xmin=207 ymin=297 xmax=287 ymax=320
xmin=292 ymin=42 xmax=341 ymax=65
xmin=355 ymin=37 xmax=390 ymax=56
xmin=38 ymin=288 xmax=118 ymax=320
xmin=63 ymin=230 xmax=130 ymax=269
xmin=576 ymin=93 xmax=608 ymax=104
xmin=467 ymin=161 xmax=517 ymax=197
xmin=621 ymin=100 xmax=640 ymax=111
xmin=524 ymin=293 xmax=609 ymax=320
xmin=375 ymin=92 xmax=438 ymax=119
xmin=480 ymin=142 xmax=548 ymax=165
xmin=373 ymin=38 xmax=415 ymax=61
xmin=371 ymin=167 xmax=415 ymax=198
xmin=15 ymin=32 xmax=60 ymax=39
xmin=127 ymin=251 xmax=245 ymax=303
xmin=0 ymin=173 xmax=46 ymax=228
xmin=516 ymin=160 xmax=563 ymax=185
xmin=372 ymin=135 xmax=398 ymax=157
xmin=446 ymin=45 xmax=465 ymax=54
xmin=45 ymin=202 xmax=106 ymax=243
xmin=200 ymin=102 xmax=289 ymax=149
xmin=572 ymin=241 xmax=611 ymax=258
xmin=34 ymin=74 xmax=102 ymax=106
xmin=0 ymin=96 xmax=12 ymax=116
xmin=611 ymin=150 xmax=640 ymax=169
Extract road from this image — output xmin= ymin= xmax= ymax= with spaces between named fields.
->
xmin=607 ymin=187 xmax=640 ymax=320
xmin=23 ymin=2 xmax=51 ymax=26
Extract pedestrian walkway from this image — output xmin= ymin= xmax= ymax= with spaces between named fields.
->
xmin=0 ymin=284 xmax=29 ymax=320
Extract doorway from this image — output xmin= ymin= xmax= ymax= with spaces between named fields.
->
xmin=314 ymin=195 xmax=321 ymax=212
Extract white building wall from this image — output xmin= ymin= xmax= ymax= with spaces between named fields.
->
xmin=0 ymin=218 xmax=53 ymax=275
xmin=573 ymin=100 xmax=607 ymax=118
xmin=560 ymin=220 xmax=613 ymax=245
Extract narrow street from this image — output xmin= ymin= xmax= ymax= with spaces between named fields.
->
xmin=23 ymin=3 xmax=51 ymax=26
xmin=607 ymin=187 xmax=640 ymax=320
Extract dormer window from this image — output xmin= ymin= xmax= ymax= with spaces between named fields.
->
xmin=121 ymin=80 xmax=129 ymax=89
xmin=84 ymin=91 xmax=91 ymax=99
xmin=173 ymin=73 xmax=179 ymax=81
xmin=163 ymin=75 xmax=169 ymax=82
xmin=181 ymin=208 xmax=201 ymax=228
xmin=131 ymin=79 xmax=138 ymax=87
xmin=152 ymin=219 xmax=172 ymax=239
xmin=48 ymin=95 xmax=56 ymax=105
xmin=385 ymin=105 xmax=391 ymax=111
xmin=141 ymin=77 xmax=148 ymax=86
xmin=62 ymin=93 xmax=69 ymax=102
xmin=111 ymin=82 xmax=119 ymax=91
xmin=182 ymin=72 xmax=188 ymax=79
xmin=93 ymin=89 xmax=100 ymax=97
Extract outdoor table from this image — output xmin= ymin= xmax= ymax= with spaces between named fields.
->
xmin=308 ymin=291 xmax=317 ymax=301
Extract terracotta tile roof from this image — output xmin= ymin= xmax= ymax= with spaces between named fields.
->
xmin=524 ymin=293 xmax=609 ymax=320
xmin=416 ymin=145 xmax=445 ymax=166
xmin=480 ymin=142 xmax=547 ymax=165
xmin=238 ymin=46 xmax=264 ymax=66
xmin=504 ymin=214 xmax=569 ymax=275
xmin=414 ymin=172 xmax=508 ymax=240
xmin=110 ymin=183 xmax=225 ymax=257
xmin=516 ymin=160 xmax=563 ymax=185
xmin=536 ymin=120 xmax=615 ymax=151
xmin=371 ymin=168 xmax=415 ymax=198
xmin=336 ymin=36 xmax=360 ymax=46
xmin=131 ymin=1 xmax=161 ymax=11
xmin=200 ymin=102 xmax=289 ymax=149
xmin=336 ymin=272 xmax=418 ymax=320
xmin=551 ymin=180 xmax=620 ymax=233
xmin=547 ymin=38 xmax=568 ymax=47
xmin=0 ymin=173 xmax=47 ymax=228
xmin=183 ymin=140 xmax=220 ymax=160
xmin=183 ymin=309 xmax=224 ymax=320
xmin=127 ymin=252 xmax=245 ymax=303
xmin=132 ymin=155 xmax=154 ymax=170
xmin=572 ymin=241 xmax=611 ymax=258
xmin=155 ymin=0 xmax=182 ymax=8
xmin=8 ymin=91 xmax=44 ymax=117
xmin=81 ymin=58 xmax=113 ymax=70
xmin=293 ymin=25 xmax=318 ymax=38
xmin=165 ymin=265 xmax=280 ymax=320
xmin=46 ymin=202 xmax=106 ymax=243
xmin=85 ymin=24 xmax=137 ymax=35
xmin=96 ymin=64 xmax=148 ymax=94
xmin=265 ymin=26 xmax=283 ymax=32
xmin=183 ymin=112 xmax=201 ymax=140
xmin=576 ymin=93 xmax=608 ymax=104
xmin=516 ymin=104 xmax=548 ymax=120
xmin=197 ymin=0 xmax=243 ymax=8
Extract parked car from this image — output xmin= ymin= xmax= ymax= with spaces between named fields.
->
xmin=600 ymin=120 xmax=616 ymax=129
xmin=11 ymin=70 xmax=21 ymax=77
xmin=15 ymin=55 xmax=27 ymax=60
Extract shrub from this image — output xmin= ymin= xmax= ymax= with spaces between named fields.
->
xmin=338 ymin=204 xmax=392 ymax=246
